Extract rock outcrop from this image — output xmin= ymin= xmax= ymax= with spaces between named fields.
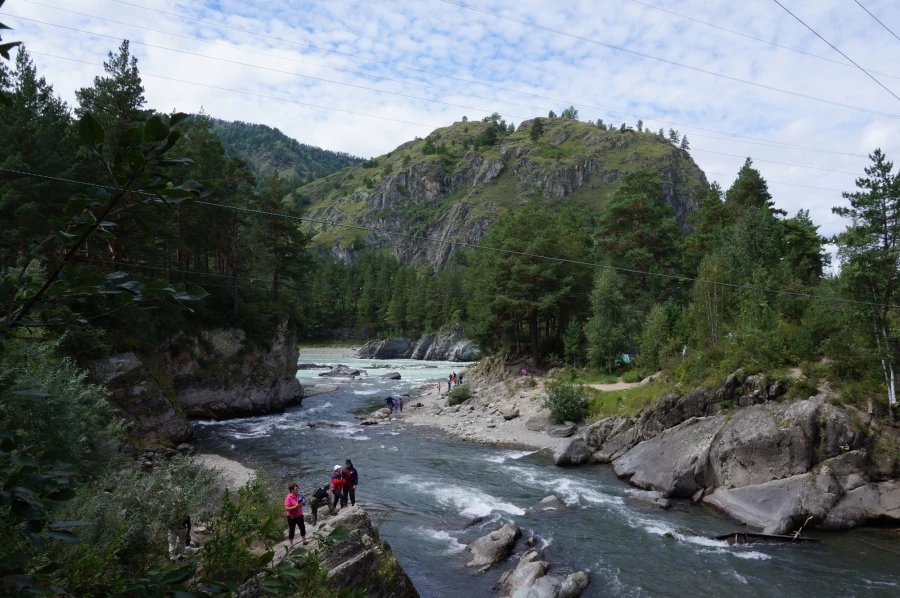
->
xmin=466 ymin=523 xmax=521 ymax=569
xmin=563 ymin=369 xmax=900 ymax=533
xmin=91 ymin=317 xmax=303 ymax=446
xmin=355 ymin=324 xmax=478 ymax=362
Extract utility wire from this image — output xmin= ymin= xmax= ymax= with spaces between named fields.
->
xmin=705 ymin=172 xmax=844 ymax=193
xmin=14 ymin=15 xmax=867 ymax=176
xmin=3 ymin=167 xmax=895 ymax=310
xmin=29 ymin=51 xmax=436 ymax=129
xmin=625 ymin=0 xmax=900 ymax=81
xmin=14 ymin=16 xmax=530 ymax=122
xmin=853 ymin=0 xmax=900 ymax=44
xmin=435 ymin=0 xmax=900 ymax=119
xmin=771 ymin=0 xmax=900 ymax=105
xmin=783 ymin=0 xmax=872 ymax=28
xmin=692 ymin=149 xmax=860 ymax=176
xmin=69 ymin=0 xmax=866 ymax=158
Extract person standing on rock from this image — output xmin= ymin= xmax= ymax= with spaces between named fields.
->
xmin=284 ymin=483 xmax=307 ymax=547
xmin=342 ymin=459 xmax=359 ymax=506
xmin=385 ymin=396 xmax=395 ymax=413
xmin=309 ymin=482 xmax=332 ymax=524
xmin=331 ymin=465 xmax=345 ymax=510
xmin=448 ymin=374 xmax=453 ymax=390
xmin=399 ymin=397 xmax=404 ymax=413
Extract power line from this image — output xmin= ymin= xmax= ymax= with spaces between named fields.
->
xmin=783 ymin=0 xmax=873 ymax=28
xmin=853 ymin=0 xmax=900 ymax=44
xmin=692 ymin=149 xmax=860 ymax=176
xmin=625 ymin=0 xmax=900 ymax=81
xmin=14 ymin=16 xmax=530 ymax=122
xmin=29 ymin=51 xmax=436 ymax=129
xmin=435 ymin=0 xmax=900 ymax=119
xmin=15 ymin=14 xmax=869 ymax=175
xmin=4 ymin=167 xmax=894 ymax=310
xmin=705 ymin=172 xmax=844 ymax=193
xmin=771 ymin=0 xmax=900 ymax=104
xmin=77 ymin=0 xmax=869 ymax=158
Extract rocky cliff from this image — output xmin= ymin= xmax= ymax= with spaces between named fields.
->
xmin=91 ymin=317 xmax=303 ymax=446
xmin=357 ymin=324 xmax=478 ymax=361
xmin=556 ymin=371 xmax=900 ymax=533
xmin=298 ymin=118 xmax=708 ymax=268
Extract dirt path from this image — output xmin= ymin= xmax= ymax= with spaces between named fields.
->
xmin=587 ymin=380 xmax=641 ymax=391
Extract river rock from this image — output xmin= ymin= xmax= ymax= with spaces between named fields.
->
xmin=512 ymin=575 xmax=562 ymax=598
xmin=466 ymin=523 xmax=521 ymax=569
xmin=707 ymin=401 xmax=818 ymax=489
xmin=559 ymin=571 xmax=590 ymax=598
xmin=553 ymin=437 xmax=590 ymax=466
xmin=356 ymin=337 xmax=413 ymax=359
xmin=304 ymin=384 xmax=339 ymax=397
xmin=703 ymin=468 xmax=844 ymax=534
xmin=528 ymin=495 xmax=567 ymax=513
xmin=824 ymin=480 xmax=900 ymax=528
xmin=525 ymin=413 xmax=551 ymax=432
xmin=379 ymin=372 xmax=402 ymax=380
xmin=494 ymin=554 xmax=550 ymax=596
xmin=503 ymin=406 xmax=520 ymax=420
xmin=547 ymin=422 xmax=577 ymax=438
xmin=319 ymin=365 xmax=363 ymax=378
xmin=613 ymin=416 xmax=725 ymax=497
xmin=371 ymin=407 xmax=392 ymax=419
xmin=625 ymin=490 xmax=672 ymax=510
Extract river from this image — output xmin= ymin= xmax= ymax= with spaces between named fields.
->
xmin=193 ymin=356 xmax=900 ymax=597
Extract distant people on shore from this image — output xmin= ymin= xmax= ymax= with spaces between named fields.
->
xmin=448 ymin=373 xmax=453 ymax=390
xmin=284 ymin=483 xmax=307 ymax=547
xmin=392 ymin=397 xmax=400 ymax=413
xmin=342 ymin=459 xmax=358 ymax=506
xmin=398 ymin=397 xmax=404 ymax=413
xmin=385 ymin=396 xmax=395 ymax=412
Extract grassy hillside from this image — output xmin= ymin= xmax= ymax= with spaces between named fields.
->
xmin=296 ymin=117 xmax=708 ymax=265
xmin=212 ymin=119 xmax=363 ymax=184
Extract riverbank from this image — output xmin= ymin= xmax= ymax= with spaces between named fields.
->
xmin=298 ymin=346 xmax=358 ymax=357
xmin=404 ymin=374 xmax=567 ymax=451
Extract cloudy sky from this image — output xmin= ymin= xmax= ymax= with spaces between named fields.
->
xmin=6 ymin=0 xmax=900 ymax=237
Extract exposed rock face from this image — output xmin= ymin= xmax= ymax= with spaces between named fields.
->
xmin=354 ymin=324 xmax=478 ymax=362
xmin=91 ymin=317 xmax=303 ymax=446
xmin=301 ymin=119 xmax=707 ymax=268
xmin=466 ymin=523 xmax=521 ymax=569
xmin=315 ymin=506 xmax=420 ymax=598
xmin=564 ymin=369 xmax=900 ymax=532
xmin=625 ymin=490 xmax=672 ymax=510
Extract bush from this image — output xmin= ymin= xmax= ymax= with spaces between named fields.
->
xmin=622 ymin=370 xmax=643 ymax=384
xmin=541 ymin=381 xmax=587 ymax=424
xmin=448 ymin=384 xmax=470 ymax=406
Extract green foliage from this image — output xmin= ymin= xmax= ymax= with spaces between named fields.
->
xmin=541 ymin=381 xmax=587 ymax=423
xmin=448 ymin=383 xmax=470 ymax=406
xmin=560 ymin=106 xmax=578 ymax=120
xmin=637 ymin=303 xmax=671 ymax=371
xmin=563 ymin=318 xmax=586 ymax=368
xmin=529 ymin=117 xmax=545 ymax=142
xmin=585 ymin=270 xmax=627 ymax=372
xmin=621 ymin=370 xmax=643 ymax=383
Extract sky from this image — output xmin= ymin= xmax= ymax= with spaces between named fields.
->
xmin=5 ymin=0 xmax=900 ymax=239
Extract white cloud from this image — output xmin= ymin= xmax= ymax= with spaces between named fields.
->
xmin=6 ymin=0 xmax=900 ymax=236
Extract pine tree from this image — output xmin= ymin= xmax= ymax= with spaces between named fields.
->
xmin=637 ymin=119 xmax=643 ymax=132
xmin=668 ymin=129 xmax=680 ymax=144
xmin=548 ymin=110 xmax=557 ymax=119
xmin=680 ymin=135 xmax=690 ymax=151
xmin=725 ymin=158 xmax=783 ymax=216
xmin=586 ymin=269 xmax=627 ymax=372
xmin=529 ymin=117 xmax=545 ymax=142
xmin=560 ymin=105 xmax=579 ymax=120
xmin=563 ymin=318 xmax=586 ymax=368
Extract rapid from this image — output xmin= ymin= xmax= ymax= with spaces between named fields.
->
xmin=193 ymin=356 xmax=900 ymax=597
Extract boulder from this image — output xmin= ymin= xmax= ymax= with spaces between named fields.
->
xmin=525 ymin=413 xmax=551 ymax=432
xmin=503 ymin=406 xmax=521 ymax=420
xmin=319 ymin=365 xmax=363 ymax=378
xmin=379 ymin=372 xmax=402 ymax=380
xmin=304 ymin=384 xmax=339 ymax=398
xmin=528 ymin=495 xmax=567 ymax=513
xmin=613 ymin=416 xmax=725 ymax=497
xmin=355 ymin=337 xmax=413 ymax=360
xmin=463 ymin=515 xmax=486 ymax=529
xmin=824 ymin=481 xmax=900 ymax=529
xmin=547 ymin=422 xmax=577 ymax=438
xmin=625 ymin=490 xmax=672 ymax=510
xmin=703 ymin=468 xmax=844 ymax=534
xmin=410 ymin=335 xmax=434 ymax=360
xmin=559 ymin=571 xmax=590 ymax=598
xmin=466 ymin=523 xmax=521 ymax=569
xmin=553 ymin=437 xmax=590 ymax=466
xmin=512 ymin=576 xmax=562 ymax=598
xmin=371 ymin=407 xmax=392 ymax=420
xmin=707 ymin=401 xmax=818 ymax=489
xmin=493 ymin=555 xmax=550 ymax=596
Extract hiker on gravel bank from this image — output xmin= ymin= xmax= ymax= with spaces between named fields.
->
xmin=308 ymin=483 xmax=332 ymax=524
xmin=284 ymin=483 xmax=307 ymax=547
xmin=331 ymin=465 xmax=345 ymax=510
xmin=385 ymin=396 xmax=395 ymax=413
xmin=342 ymin=459 xmax=359 ymax=506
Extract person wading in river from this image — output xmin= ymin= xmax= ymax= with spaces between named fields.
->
xmin=284 ymin=483 xmax=307 ymax=548
xmin=308 ymin=482 xmax=332 ymax=524
xmin=331 ymin=465 xmax=345 ymax=510
xmin=342 ymin=459 xmax=359 ymax=506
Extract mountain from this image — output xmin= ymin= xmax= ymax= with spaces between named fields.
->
xmin=297 ymin=117 xmax=709 ymax=268
xmin=211 ymin=119 xmax=363 ymax=183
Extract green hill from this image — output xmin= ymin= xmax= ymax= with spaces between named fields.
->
xmin=297 ymin=117 xmax=709 ymax=267
xmin=211 ymin=119 xmax=363 ymax=184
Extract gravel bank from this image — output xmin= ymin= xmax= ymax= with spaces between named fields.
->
xmin=195 ymin=453 xmax=256 ymax=492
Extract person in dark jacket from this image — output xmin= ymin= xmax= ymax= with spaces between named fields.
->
xmin=342 ymin=459 xmax=359 ymax=506
xmin=330 ymin=465 xmax=345 ymax=510
xmin=308 ymin=483 xmax=332 ymax=525
xmin=385 ymin=396 xmax=395 ymax=413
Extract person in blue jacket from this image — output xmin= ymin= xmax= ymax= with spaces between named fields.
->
xmin=342 ymin=459 xmax=359 ymax=507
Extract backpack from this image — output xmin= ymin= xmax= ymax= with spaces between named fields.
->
xmin=298 ymin=493 xmax=308 ymax=506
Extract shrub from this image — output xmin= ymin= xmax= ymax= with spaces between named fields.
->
xmin=524 ymin=376 xmax=537 ymax=388
xmin=541 ymin=381 xmax=587 ymax=424
xmin=448 ymin=384 xmax=470 ymax=406
xmin=622 ymin=370 xmax=643 ymax=384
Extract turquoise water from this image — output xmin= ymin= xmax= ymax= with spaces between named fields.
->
xmin=194 ymin=356 xmax=900 ymax=597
